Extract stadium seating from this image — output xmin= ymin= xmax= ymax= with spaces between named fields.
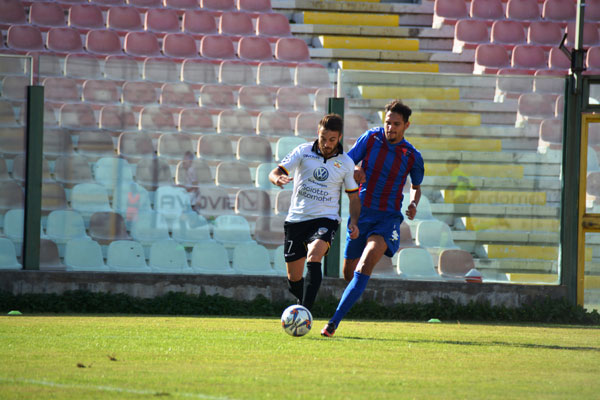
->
xmin=64 ymin=238 xmax=109 ymax=272
xmin=453 ymin=19 xmax=489 ymax=53
xmin=506 ymin=0 xmax=540 ymax=24
xmin=29 ymin=2 xmax=65 ymax=28
xmin=433 ymin=0 xmax=468 ymax=29
xmin=415 ymin=219 xmax=460 ymax=266
xmin=215 ymin=161 xmax=253 ymax=187
xmin=89 ymin=211 xmax=132 ymax=245
xmin=236 ymin=136 xmax=273 ymax=163
xmin=396 ymin=248 xmax=443 ymax=280
xmin=106 ymin=240 xmax=151 ymax=272
xmin=232 ymin=242 xmax=277 ymax=275
xmin=45 ymin=210 xmax=90 ymax=252
xmin=39 ymin=239 xmax=66 ymax=271
xmin=438 ymin=249 xmax=476 ymax=280
xmin=191 ymin=241 xmax=235 ymax=274
xmin=171 ymin=212 xmax=213 ymax=248
xmin=149 ymin=240 xmax=190 ymax=274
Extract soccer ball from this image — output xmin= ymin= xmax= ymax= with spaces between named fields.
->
xmin=281 ymin=305 xmax=312 ymax=337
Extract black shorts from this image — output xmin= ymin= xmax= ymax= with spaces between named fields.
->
xmin=283 ymin=218 xmax=339 ymax=262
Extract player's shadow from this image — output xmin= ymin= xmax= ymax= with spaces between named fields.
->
xmin=405 ymin=338 xmax=600 ymax=352
xmin=310 ymin=336 xmax=600 ymax=352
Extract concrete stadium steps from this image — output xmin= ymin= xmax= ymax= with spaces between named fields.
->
xmin=442 ymin=190 xmax=547 ymax=206
xmin=461 ymin=217 xmax=560 ymax=232
xmin=274 ymin=0 xmax=435 ymax=27
xmin=274 ymin=0 xmax=473 ymax=73
xmin=318 ymin=36 xmax=419 ymax=51
xmin=408 ymin=137 xmax=502 ymax=152
xmin=291 ymin=24 xmax=455 ymax=52
xmin=420 ymin=150 xmax=561 ymax=179
xmin=425 ymin=163 xmax=524 ymax=178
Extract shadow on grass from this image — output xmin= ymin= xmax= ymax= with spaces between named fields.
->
xmin=310 ymin=336 xmax=600 ymax=352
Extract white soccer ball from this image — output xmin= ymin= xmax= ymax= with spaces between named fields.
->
xmin=281 ymin=305 xmax=313 ymax=337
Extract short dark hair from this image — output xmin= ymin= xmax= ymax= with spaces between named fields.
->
xmin=385 ymin=100 xmax=412 ymax=123
xmin=318 ymin=113 xmax=343 ymax=134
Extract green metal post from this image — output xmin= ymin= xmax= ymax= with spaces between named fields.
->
xmin=22 ymin=85 xmax=44 ymax=270
xmin=324 ymin=97 xmax=345 ymax=278
xmin=560 ymin=0 xmax=586 ymax=304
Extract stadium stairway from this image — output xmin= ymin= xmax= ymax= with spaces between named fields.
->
xmin=272 ymin=0 xmax=593 ymax=282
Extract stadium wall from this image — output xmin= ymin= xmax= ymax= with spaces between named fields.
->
xmin=0 ymin=271 xmax=567 ymax=308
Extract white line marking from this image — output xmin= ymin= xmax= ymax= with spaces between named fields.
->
xmin=0 ymin=377 xmax=234 ymax=400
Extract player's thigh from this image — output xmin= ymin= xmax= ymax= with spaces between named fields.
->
xmin=286 ymin=257 xmax=306 ymax=281
xmin=306 ymin=239 xmax=329 ymax=262
xmin=343 ymin=258 xmax=360 ymax=282
xmin=356 ymin=235 xmax=388 ymax=276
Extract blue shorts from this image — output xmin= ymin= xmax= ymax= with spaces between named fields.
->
xmin=344 ymin=208 xmax=403 ymax=259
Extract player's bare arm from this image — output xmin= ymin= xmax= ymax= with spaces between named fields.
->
xmin=347 ymin=191 xmax=361 ymax=239
xmin=353 ymin=165 xmax=366 ymax=184
xmin=269 ymin=167 xmax=293 ymax=188
xmin=405 ymin=184 xmax=421 ymax=220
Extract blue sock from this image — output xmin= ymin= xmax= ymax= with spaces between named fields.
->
xmin=329 ymin=271 xmax=370 ymax=329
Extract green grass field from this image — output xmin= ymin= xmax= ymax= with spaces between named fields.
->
xmin=1 ymin=316 xmax=599 ymax=399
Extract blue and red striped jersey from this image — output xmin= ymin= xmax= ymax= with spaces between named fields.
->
xmin=348 ymin=127 xmax=424 ymax=214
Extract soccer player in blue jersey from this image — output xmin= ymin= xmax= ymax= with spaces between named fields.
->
xmin=321 ymin=100 xmax=425 ymax=337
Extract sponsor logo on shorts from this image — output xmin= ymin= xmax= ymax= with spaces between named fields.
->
xmin=317 ymin=227 xmax=329 ymax=235
xmin=313 ymin=167 xmax=329 ymax=181
xmin=390 ymin=229 xmax=399 ymax=242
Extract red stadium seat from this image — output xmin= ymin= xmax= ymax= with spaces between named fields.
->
xmin=139 ymin=106 xmax=177 ymax=133
xmin=238 ymin=36 xmax=274 ymax=61
xmin=527 ymin=21 xmax=563 ymax=49
xmin=160 ymin=82 xmax=198 ymax=107
xmin=344 ymin=113 xmax=369 ymax=141
xmin=588 ymin=46 xmax=600 ymax=70
xmin=201 ymin=0 xmax=235 ymax=11
xmin=182 ymin=59 xmax=218 ymax=84
xmin=506 ymin=0 xmax=540 ymax=24
xmin=586 ymin=0 xmax=600 ymax=22
xmin=68 ymin=4 xmax=104 ymax=30
xmin=517 ymin=92 xmax=557 ymax=126
xmin=512 ymin=44 xmax=547 ymax=71
xmin=178 ymin=108 xmax=216 ymax=134
xmin=236 ymin=136 xmax=273 ymax=163
xmin=275 ymin=38 xmax=310 ymax=63
xmin=491 ymin=20 xmax=526 ymax=48
xmin=219 ymin=60 xmax=256 ymax=85
xmin=42 ymin=77 xmax=80 ymax=102
xmin=128 ymin=0 xmax=162 ymax=7
xmin=145 ymin=8 xmax=180 ymax=33
xmin=257 ymin=13 xmax=291 ymax=37
xmin=47 ymin=27 xmax=84 ymax=53
xmin=117 ymin=131 xmax=155 ymax=161
xmin=122 ymin=81 xmax=158 ymax=106
xmin=542 ymin=0 xmax=576 ymax=24
xmin=220 ymin=11 xmax=254 ymax=36
xmin=82 ymin=80 xmax=120 ymax=104
xmin=165 ymin=0 xmax=200 ymax=9
xmin=295 ymin=112 xmax=321 ymax=138
xmin=314 ymin=87 xmax=334 ymax=112
xmin=217 ymin=109 xmax=255 ymax=136
xmin=453 ymin=19 xmax=489 ymax=53
xmin=6 ymin=25 xmax=43 ymax=51
xmin=107 ymin=6 xmax=143 ymax=31
xmin=495 ymin=68 xmax=535 ymax=101
xmin=86 ymin=30 xmax=123 ymax=54
xmin=200 ymin=35 xmax=236 ymax=59
xmin=104 ymin=56 xmax=141 ymax=81
xmin=197 ymin=135 xmax=235 ymax=161
xmin=60 ymin=103 xmax=97 ymax=130
xmin=533 ymin=69 xmax=567 ymax=94
xmin=566 ymin=22 xmax=600 ymax=48
xmin=238 ymin=86 xmax=275 ymax=111
xmin=238 ymin=0 xmax=272 ymax=14
xmin=432 ymin=0 xmax=468 ymax=29
xmin=182 ymin=10 xmax=218 ymax=35
xmin=538 ymin=118 xmax=562 ymax=151
xmin=257 ymin=62 xmax=294 ymax=86
xmin=99 ymin=105 xmax=137 ymax=131
xmin=143 ymin=58 xmax=182 ymax=82
xmin=199 ymin=85 xmax=236 ymax=109
xmin=124 ymin=32 xmax=161 ymax=57
xmin=473 ymin=43 xmax=510 ymax=74
xmin=470 ymin=0 xmax=503 ymax=22
xmin=29 ymin=2 xmax=66 ymax=28
xmin=256 ymin=110 xmax=293 ymax=137
xmin=548 ymin=47 xmax=571 ymax=71
xmin=65 ymin=54 xmax=102 ymax=79
xmin=0 ymin=0 xmax=26 ymax=27
xmin=163 ymin=33 xmax=198 ymax=58
xmin=276 ymin=87 xmax=313 ymax=112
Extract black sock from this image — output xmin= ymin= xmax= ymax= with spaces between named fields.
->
xmin=302 ymin=262 xmax=322 ymax=311
xmin=287 ymin=278 xmax=304 ymax=303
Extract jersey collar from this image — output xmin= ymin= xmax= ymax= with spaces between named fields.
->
xmin=311 ymin=140 xmax=344 ymax=160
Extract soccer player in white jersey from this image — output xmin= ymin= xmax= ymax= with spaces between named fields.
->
xmin=269 ymin=114 xmax=361 ymax=311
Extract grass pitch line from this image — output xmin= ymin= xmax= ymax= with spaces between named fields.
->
xmin=0 ymin=377 xmax=235 ymax=400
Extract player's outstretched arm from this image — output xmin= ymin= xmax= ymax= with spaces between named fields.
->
xmin=405 ymin=185 xmax=421 ymax=220
xmin=347 ymin=191 xmax=361 ymax=239
xmin=269 ymin=167 xmax=293 ymax=189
